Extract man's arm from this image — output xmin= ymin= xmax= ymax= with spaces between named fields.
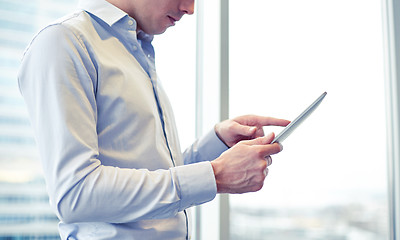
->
xmin=182 ymin=129 xmax=229 ymax=165
xmin=18 ymin=24 xmax=216 ymax=224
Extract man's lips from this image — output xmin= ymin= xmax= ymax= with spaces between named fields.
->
xmin=167 ymin=15 xmax=181 ymax=26
xmin=168 ymin=16 xmax=176 ymax=26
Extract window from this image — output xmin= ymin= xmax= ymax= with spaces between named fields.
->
xmin=1 ymin=0 xmax=197 ymax=238
xmin=228 ymin=0 xmax=388 ymax=239
xmin=3 ymin=0 xmax=395 ymax=239
xmin=1 ymin=0 xmax=78 ymax=238
xmin=153 ymin=14 xmax=197 ymax=150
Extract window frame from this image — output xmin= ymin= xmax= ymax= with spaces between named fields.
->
xmin=194 ymin=0 xmax=230 ymax=239
xmin=383 ymin=0 xmax=400 ymax=239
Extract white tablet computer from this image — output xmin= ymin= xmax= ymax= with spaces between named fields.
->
xmin=271 ymin=92 xmax=327 ymax=144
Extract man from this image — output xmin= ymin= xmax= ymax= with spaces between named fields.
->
xmin=18 ymin=0 xmax=290 ymax=238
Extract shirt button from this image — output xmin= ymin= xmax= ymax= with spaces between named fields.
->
xmin=132 ymin=45 xmax=138 ymax=51
xmin=128 ymin=20 xmax=134 ymax=26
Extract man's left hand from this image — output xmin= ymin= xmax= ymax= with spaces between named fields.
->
xmin=214 ymin=115 xmax=290 ymax=148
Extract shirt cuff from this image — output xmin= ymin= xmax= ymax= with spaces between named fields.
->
xmin=172 ymin=161 xmax=217 ymax=211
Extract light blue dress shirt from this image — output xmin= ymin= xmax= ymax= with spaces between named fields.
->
xmin=18 ymin=0 xmax=228 ymax=239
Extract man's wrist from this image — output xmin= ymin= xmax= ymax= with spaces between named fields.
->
xmin=214 ymin=123 xmax=229 ymax=148
xmin=210 ymin=160 xmax=221 ymax=193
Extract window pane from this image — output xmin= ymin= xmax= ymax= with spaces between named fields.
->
xmin=0 ymin=0 xmax=78 ymax=238
xmin=1 ymin=0 xmax=196 ymax=238
xmin=229 ymin=0 xmax=388 ymax=239
xmin=153 ymin=14 xmax=196 ymax=150
xmin=153 ymin=13 xmax=197 ymax=235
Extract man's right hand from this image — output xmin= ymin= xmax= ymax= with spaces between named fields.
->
xmin=210 ymin=132 xmax=282 ymax=194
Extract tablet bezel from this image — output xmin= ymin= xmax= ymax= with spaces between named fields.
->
xmin=271 ymin=92 xmax=327 ymax=144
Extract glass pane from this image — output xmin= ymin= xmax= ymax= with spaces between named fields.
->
xmin=0 ymin=0 xmax=80 ymax=238
xmin=153 ymin=13 xmax=197 ymax=237
xmin=1 ymin=0 xmax=196 ymax=238
xmin=153 ymin=14 xmax=196 ymax=149
xmin=229 ymin=0 xmax=388 ymax=239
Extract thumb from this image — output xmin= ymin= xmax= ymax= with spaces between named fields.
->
xmin=244 ymin=132 xmax=275 ymax=145
xmin=263 ymin=132 xmax=275 ymax=143
xmin=235 ymin=124 xmax=257 ymax=137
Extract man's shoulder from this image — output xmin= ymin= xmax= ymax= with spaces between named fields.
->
xmin=23 ymin=11 xmax=95 ymax=53
xmin=39 ymin=11 xmax=92 ymax=38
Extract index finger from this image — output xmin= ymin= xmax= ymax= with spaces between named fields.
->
xmin=258 ymin=116 xmax=291 ymax=127
xmin=236 ymin=115 xmax=290 ymax=127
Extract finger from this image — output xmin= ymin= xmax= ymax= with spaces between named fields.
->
xmin=253 ymin=126 xmax=265 ymax=138
xmin=240 ymin=115 xmax=290 ymax=127
xmin=241 ymin=132 xmax=275 ymax=145
xmin=235 ymin=123 xmax=257 ymax=137
xmin=263 ymin=132 xmax=275 ymax=143
xmin=257 ymin=144 xmax=282 ymax=157
xmin=240 ymin=133 xmax=284 ymax=157
xmin=257 ymin=116 xmax=291 ymax=127
xmin=241 ymin=135 xmax=282 ymax=157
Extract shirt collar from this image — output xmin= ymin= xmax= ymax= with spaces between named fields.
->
xmin=78 ymin=0 xmax=154 ymax=41
xmin=78 ymin=0 xmax=128 ymax=27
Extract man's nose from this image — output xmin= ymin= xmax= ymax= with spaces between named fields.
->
xmin=180 ymin=0 xmax=194 ymax=15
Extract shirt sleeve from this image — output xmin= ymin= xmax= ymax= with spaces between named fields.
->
xmin=18 ymin=23 xmax=216 ymax=224
xmin=183 ymin=129 xmax=229 ymax=165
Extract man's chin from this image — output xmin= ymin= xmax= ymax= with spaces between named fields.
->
xmin=154 ymin=26 xmax=171 ymax=35
xmin=142 ymin=27 xmax=169 ymax=36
